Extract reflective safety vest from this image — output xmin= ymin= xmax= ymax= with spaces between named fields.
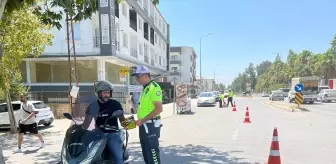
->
xmin=137 ymin=81 xmax=162 ymax=120
xmin=228 ymin=91 xmax=233 ymax=97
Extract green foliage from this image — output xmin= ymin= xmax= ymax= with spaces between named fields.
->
xmin=0 ymin=4 xmax=53 ymax=92
xmin=231 ymin=35 xmax=336 ymax=93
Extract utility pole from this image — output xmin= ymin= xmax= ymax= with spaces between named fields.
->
xmin=66 ymin=1 xmax=79 ymax=116
xmin=199 ymin=33 xmax=213 ymax=92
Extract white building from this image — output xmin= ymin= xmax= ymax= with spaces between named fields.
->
xmin=169 ymin=46 xmax=197 ymax=85
xmin=202 ymin=78 xmax=215 ymax=92
xmin=19 ymin=0 xmax=170 ymax=103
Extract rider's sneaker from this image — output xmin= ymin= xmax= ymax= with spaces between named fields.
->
xmin=13 ymin=148 xmax=22 ymax=153
xmin=40 ymin=141 xmax=45 ymax=148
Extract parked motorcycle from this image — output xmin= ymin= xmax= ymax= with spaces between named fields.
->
xmin=59 ymin=110 xmax=129 ymax=164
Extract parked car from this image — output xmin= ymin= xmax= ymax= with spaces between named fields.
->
xmin=0 ymin=101 xmax=54 ymax=129
xmin=317 ymin=89 xmax=336 ymax=102
xmin=269 ymin=91 xmax=285 ymax=101
xmin=261 ymin=92 xmax=269 ymax=97
xmin=212 ymin=91 xmax=220 ymax=102
xmin=197 ymin=92 xmax=216 ymax=107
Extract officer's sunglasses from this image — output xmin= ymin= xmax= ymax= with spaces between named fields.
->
xmin=136 ymin=74 xmax=145 ymax=79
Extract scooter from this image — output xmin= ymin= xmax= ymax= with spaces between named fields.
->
xmin=59 ymin=110 xmax=130 ymax=164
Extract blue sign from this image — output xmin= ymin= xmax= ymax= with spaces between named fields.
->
xmin=294 ymin=84 xmax=304 ymax=92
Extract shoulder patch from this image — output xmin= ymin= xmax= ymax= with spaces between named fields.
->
xmin=156 ymin=91 xmax=161 ymax=96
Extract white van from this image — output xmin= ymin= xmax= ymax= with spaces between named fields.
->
xmin=0 ymin=101 xmax=54 ymax=128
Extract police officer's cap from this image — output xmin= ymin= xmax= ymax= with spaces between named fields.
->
xmin=131 ymin=65 xmax=150 ymax=76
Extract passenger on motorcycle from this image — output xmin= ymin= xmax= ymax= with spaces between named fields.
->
xmin=81 ymin=80 xmax=127 ymax=164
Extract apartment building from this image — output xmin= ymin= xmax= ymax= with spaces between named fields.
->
xmin=169 ymin=47 xmax=197 ymax=84
xmin=19 ymin=0 xmax=170 ymax=102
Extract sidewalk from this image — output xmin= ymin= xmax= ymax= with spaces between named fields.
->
xmin=263 ymin=100 xmax=309 ymax=112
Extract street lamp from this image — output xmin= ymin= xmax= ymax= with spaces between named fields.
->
xmin=213 ymin=64 xmax=224 ymax=90
xmin=199 ymin=32 xmax=213 ymax=91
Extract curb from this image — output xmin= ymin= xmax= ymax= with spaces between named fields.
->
xmin=264 ymin=101 xmax=310 ymax=112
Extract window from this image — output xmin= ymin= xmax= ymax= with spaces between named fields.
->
xmin=123 ymin=32 xmax=128 ymax=47
xmin=122 ymin=3 xmax=127 ymax=17
xmin=33 ymin=102 xmax=48 ymax=109
xmin=138 ymin=18 xmax=142 ymax=31
xmin=139 ymin=43 xmax=143 ymax=55
xmin=67 ymin=22 xmax=81 ymax=40
xmin=154 ymin=33 xmax=157 ymax=44
xmin=171 ymin=67 xmax=178 ymax=72
xmin=159 ymin=56 xmax=161 ymax=65
xmin=171 ymin=55 xmax=178 ymax=61
xmin=190 ymin=55 xmax=193 ymax=61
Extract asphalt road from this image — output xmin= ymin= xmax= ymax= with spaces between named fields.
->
xmin=2 ymin=97 xmax=336 ymax=164
xmin=127 ymin=97 xmax=336 ymax=164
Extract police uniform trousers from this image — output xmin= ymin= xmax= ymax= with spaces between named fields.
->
xmin=139 ymin=119 xmax=161 ymax=164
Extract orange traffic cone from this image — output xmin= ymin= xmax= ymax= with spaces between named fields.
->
xmin=267 ymin=128 xmax=281 ymax=164
xmin=243 ymin=106 xmax=251 ymax=123
xmin=232 ymin=102 xmax=237 ymax=111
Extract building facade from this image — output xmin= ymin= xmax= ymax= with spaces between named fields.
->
xmin=168 ymin=46 xmax=197 ymax=85
xmin=20 ymin=0 xmax=170 ymax=103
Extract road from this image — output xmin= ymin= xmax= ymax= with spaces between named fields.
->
xmin=1 ymin=97 xmax=336 ymax=164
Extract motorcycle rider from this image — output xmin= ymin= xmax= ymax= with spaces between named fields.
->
xmin=81 ymin=80 xmax=127 ymax=164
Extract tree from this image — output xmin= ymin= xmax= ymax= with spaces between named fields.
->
xmin=0 ymin=5 xmax=53 ymax=133
xmin=231 ymin=35 xmax=336 ymax=93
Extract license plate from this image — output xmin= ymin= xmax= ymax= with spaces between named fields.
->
xmin=44 ymin=118 xmax=50 ymax=122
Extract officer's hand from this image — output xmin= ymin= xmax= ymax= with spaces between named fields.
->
xmin=135 ymin=119 xmax=143 ymax=126
xmin=121 ymin=121 xmax=128 ymax=129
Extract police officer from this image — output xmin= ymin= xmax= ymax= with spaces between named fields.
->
xmin=219 ymin=92 xmax=224 ymax=108
xmin=227 ymin=89 xmax=234 ymax=107
xmin=131 ymin=65 xmax=163 ymax=164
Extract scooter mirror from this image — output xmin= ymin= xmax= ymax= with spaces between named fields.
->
xmin=111 ymin=110 xmax=123 ymax=118
xmin=63 ymin=113 xmax=73 ymax=120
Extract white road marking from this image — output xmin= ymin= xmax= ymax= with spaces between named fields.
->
xmin=232 ymin=129 xmax=239 ymax=140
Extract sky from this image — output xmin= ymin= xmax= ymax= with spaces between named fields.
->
xmin=158 ymin=0 xmax=336 ymax=85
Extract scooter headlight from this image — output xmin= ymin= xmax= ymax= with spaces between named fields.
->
xmin=78 ymin=140 xmax=104 ymax=164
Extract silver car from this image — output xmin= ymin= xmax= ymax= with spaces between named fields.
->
xmin=318 ymin=89 xmax=336 ymax=102
xmin=269 ymin=91 xmax=285 ymax=101
xmin=197 ymin=92 xmax=216 ymax=107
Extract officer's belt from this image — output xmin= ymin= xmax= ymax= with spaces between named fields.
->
xmin=144 ymin=116 xmax=161 ymax=123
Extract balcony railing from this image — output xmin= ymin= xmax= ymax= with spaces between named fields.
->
xmin=93 ymin=37 xmax=120 ymax=51
xmin=151 ymin=59 xmax=154 ymax=66
xmin=143 ymin=8 xmax=148 ymax=16
xmin=144 ymin=32 xmax=149 ymax=40
xmin=93 ymin=37 xmax=100 ymax=47
xmin=130 ymin=20 xmax=137 ymax=32
xmin=130 ymin=48 xmax=138 ymax=58
xmin=144 ymin=55 xmax=149 ymax=63
xmin=170 ymin=60 xmax=181 ymax=64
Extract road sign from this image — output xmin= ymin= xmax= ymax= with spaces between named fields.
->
xmin=294 ymin=84 xmax=304 ymax=92
xmin=294 ymin=92 xmax=303 ymax=104
xmin=119 ymin=67 xmax=129 ymax=77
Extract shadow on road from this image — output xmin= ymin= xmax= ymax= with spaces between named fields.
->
xmin=128 ymin=142 xmax=260 ymax=164
xmin=0 ymin=125 xmax=60 ymax=150
xmin=33 ymin=151 xmax=61 ymax=164
xmin=177 ymin=111 xmax=196 ymax=116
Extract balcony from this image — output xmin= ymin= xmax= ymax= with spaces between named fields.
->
xmin=170 ymin=71 xmax=180 ymax=76
xmin=170 ymin=60 xmax=181 ymax=64
xmin=144 ymin=55 xmax=149 ymax=63
xmin=130 ymin=48 xmax=138 ymax=58
xmin=143 ymin=8 xmax=148 ymax=16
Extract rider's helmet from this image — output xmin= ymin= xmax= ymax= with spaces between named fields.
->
xmin=94 ymin=80 xmax=114 ymax=102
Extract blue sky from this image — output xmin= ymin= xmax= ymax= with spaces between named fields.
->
xmin=158 ymin=0 xmax=336 ymax=85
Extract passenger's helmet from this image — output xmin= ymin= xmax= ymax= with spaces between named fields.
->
xmin=94 ymin=80 xmax=114 ymax=102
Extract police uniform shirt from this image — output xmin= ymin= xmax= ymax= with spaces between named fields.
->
xmin=137 ymin=80 xmax=162 ymax=120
